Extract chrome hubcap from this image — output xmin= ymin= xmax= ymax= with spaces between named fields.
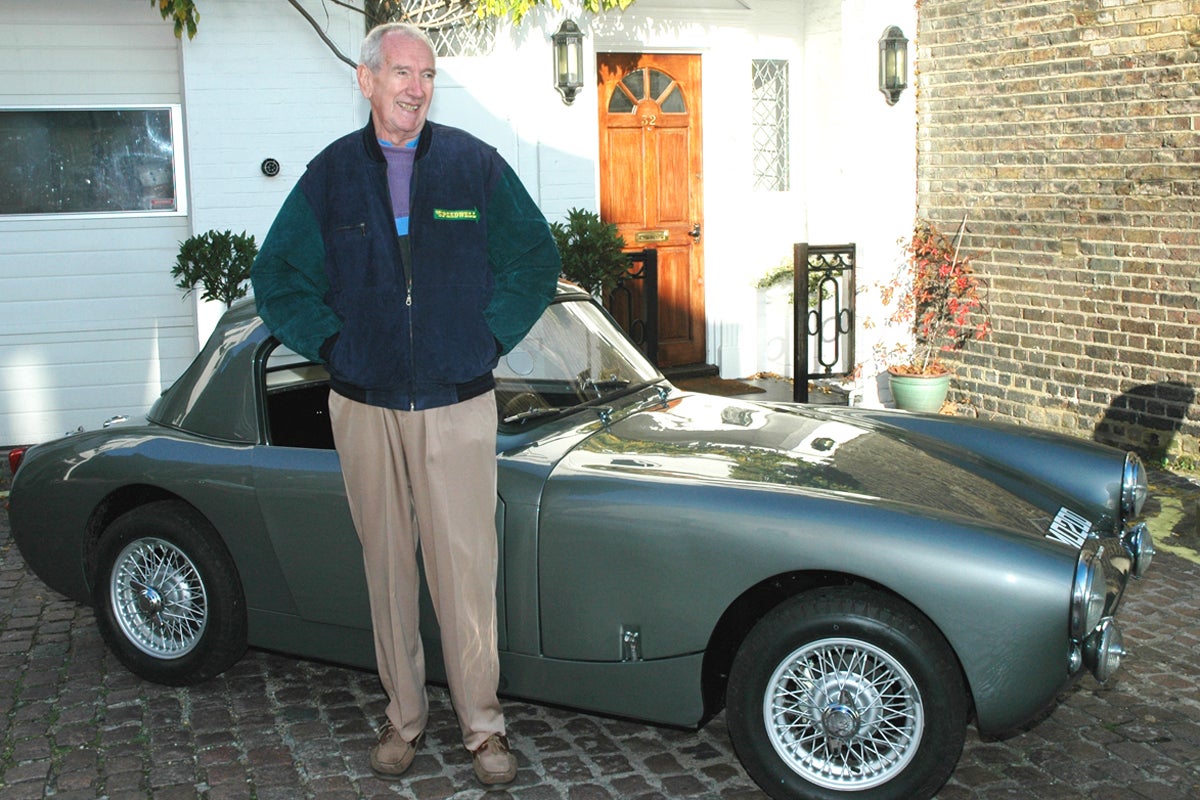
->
xmin=136 ymin=586 xmax=164 ymax=616
xmin=110 ymin=537 xmax=207 ymax=659
xmin=763 ymin=637 xmax=924 ymax=790
xmin=821 ymin=703 xmax=861 ymax=739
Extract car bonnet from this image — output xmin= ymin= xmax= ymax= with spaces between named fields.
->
xmin=563 ymin=392 xmax=1081 ymax=542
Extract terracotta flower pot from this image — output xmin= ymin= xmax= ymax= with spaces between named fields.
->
xmin=887 ymin=369 xmax=950 ymax=413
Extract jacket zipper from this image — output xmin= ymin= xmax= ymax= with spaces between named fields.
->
xmin=403 ymin=161 xmax=417 ymax=411
xmin=375 ymin=138 xmax=419 ymax=410
xmin=399 ymin=235 xmax=416 ymax=410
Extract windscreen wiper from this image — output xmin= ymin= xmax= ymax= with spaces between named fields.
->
xmin=503 ymin=406 xmax=569 ymax=424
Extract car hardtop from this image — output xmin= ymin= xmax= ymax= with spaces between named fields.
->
xmin=148 ymin=282 xmax=653 ymax=447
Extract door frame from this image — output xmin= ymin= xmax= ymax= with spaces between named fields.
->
xmin=596 ymin=51 xmax=706 ymax=368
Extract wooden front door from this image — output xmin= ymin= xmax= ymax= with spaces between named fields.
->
xmin=598 ymin=53 xmax=705 ymax=367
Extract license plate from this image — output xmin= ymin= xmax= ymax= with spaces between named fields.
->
xmin=1045 ymin=506 xmax=1094 ymax=548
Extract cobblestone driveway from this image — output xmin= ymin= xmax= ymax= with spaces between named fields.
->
xmin=1 ymin=466 xmax=1197 ymax=800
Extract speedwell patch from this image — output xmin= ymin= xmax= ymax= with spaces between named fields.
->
xmin=433 ymin=208 xmax=479 ymax=221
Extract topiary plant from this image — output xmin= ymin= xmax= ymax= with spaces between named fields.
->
xmin=550 ymin=208 xmax=629 ymax=296
xmin=171 ymin=229 xmax=258 ymax=308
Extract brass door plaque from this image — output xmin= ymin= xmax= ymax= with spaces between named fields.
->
xmin=634 ymin=229 xmax=669 ymax=243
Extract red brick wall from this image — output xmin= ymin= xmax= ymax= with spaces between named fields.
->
xmin=916 ymin=0 xmax=1200 ymax=461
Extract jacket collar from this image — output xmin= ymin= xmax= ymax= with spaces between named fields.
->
xmin=361 ymin=116 xmax=434 ymax=162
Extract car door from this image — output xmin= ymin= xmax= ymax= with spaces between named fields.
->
xmin=251 ymin=441 xmax=370 ymax=629
xmin=250 ymin=349 xmax=509 ymax=656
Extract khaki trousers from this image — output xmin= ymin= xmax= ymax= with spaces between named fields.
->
xmin=328 ymin=390 xmax=504 ymax=751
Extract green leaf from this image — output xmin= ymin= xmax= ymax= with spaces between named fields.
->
xmin=152 ymin=0 xmax=199 ymax=40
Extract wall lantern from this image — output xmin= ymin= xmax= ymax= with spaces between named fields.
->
xmin=878 ymin=25 xmax=909 ymax=105
xmin=553 ymin=19 xmax=584 ymax=105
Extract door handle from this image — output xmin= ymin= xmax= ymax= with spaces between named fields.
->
xmin=689 ymin=223 xmax=701 ymax=242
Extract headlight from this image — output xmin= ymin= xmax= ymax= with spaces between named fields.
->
xmin=1121 ymin=452 xmax=1148 ymax=521
xmin=1070 ymin=548 xmax=1106 ymax=639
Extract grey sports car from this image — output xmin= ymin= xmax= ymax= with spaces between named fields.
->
xmin=8 ymin=284 xmax=1154 ymax=800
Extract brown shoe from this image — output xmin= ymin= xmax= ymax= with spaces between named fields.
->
xmin=369 ymin=723 xmax=418 ymax=780
xmin=472 ymin=734 xmax=517 ymax=786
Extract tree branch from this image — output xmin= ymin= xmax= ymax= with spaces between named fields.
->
xmin=287 ymin=0 xmax=358 ymax=68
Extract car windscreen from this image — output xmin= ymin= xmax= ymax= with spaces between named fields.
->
xmin=495 ymin=298 xmax=661 ymax=425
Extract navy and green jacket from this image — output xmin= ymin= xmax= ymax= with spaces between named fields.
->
xmin=251 ymin=118 xmax=561 ymax=410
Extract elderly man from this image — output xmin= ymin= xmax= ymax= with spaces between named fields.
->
xmin=251 ymin=22 xmax=561 ymax=786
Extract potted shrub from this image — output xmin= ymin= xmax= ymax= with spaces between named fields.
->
xmin=171 ymin=229 xmax=258 ymax=308
xmin=872 ymin=219 xmax=991 ymax=412
xmin=550 ymin=208 xmax=629 ymax=296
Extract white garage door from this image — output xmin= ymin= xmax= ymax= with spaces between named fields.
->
xmin=0 ymin=0 xmax=194 ymax=445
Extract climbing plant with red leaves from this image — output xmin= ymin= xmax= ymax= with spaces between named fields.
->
xmin=876 ymin=220 xmax=991 ymax=376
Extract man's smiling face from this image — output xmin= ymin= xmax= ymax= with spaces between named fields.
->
xmin=357 ymin=31 xmax=436 ymax=147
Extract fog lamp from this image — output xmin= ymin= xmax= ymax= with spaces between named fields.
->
xmin=1084 ymin=618 xmax=1125 ymax=682
xmin=1122 ymin=522 xmax=1155 ymax=579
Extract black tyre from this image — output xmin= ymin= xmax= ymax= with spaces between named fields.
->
xmin=726 ymin=587 xmax=967 ymax=800
xmin=92 ymin=500 xmax=247 ymax=685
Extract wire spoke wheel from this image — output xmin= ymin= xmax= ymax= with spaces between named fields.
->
xmin=727 ymin=588 xmax=966 ymax=800
xmin=94 ymin=501 xmax=246 ymax=685
xmin=764 ymin=638 xmax=923 ymax=790
xmin=110 ymin=536 xmax=208 ymax=659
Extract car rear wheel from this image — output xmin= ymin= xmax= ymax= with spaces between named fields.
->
xmin=93 ymin=500 xmax=247 ymax=685
xmin=726 ymin=587 xmax=967 ymax=800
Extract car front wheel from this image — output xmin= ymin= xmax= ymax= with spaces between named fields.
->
xmin=726 ymin=587 xmax=967 ymax=800
xmin=92 ymin=500 xmax=247 ymax=685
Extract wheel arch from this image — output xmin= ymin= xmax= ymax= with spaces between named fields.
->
xmin=83 ymin=486 xmax=211 ymax=592
xmin=700 ymin=570 xmax=974 ymax=724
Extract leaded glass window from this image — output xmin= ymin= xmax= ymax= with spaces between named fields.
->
xmin=427 ymin=18 xmax=494 ymax=57
xmin=751 ymin=59 xmax=790 ymax=192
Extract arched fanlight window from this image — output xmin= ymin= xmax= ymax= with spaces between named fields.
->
xmin=607 ymin=68 xmax=686 ymax=114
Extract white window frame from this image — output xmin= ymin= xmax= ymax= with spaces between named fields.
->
xmin=0 ymin=104 xmax=188 ymax=220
